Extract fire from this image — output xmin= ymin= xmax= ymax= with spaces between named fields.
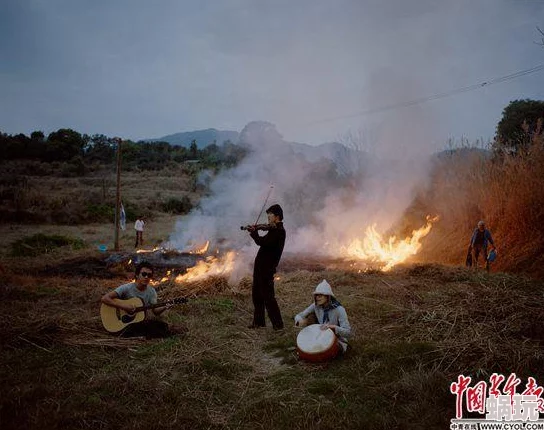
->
xmin=149 ymin=270 xmax=171 ymax=286
xmin=158 ymin=270 xmax=171 ymax=284
xmin=187 ymin=240 xmax=210 ymax=254
xmin=344 ymin=216 xmax=439 ymax=271
xmin=175 ymin=251 xmax=237 ymax=282
xmin=136 ymin=246 xmax=162 ymax=254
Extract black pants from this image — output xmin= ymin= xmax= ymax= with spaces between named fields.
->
xmin=252 ymin=274 xmax=283 ymax=329
xmin=120 ymin=320 xmax=170 ymax=339
xmin=135 ymin=231 xmax=143 ymax=248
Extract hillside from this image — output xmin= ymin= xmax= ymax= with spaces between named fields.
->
xmin=145 ymin=128 xmax=240 ymax=148
xmin=144 ymin=121 xmax=369 ymax=174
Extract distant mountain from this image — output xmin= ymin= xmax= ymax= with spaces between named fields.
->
xmin=145 ymin=122 xmax=369 ymax=175
xmin=288 ymin=141 xmax=369 ymax=175
xmin=145 ymin=128 xmax=239 ymax=148
xmin=238 ymin=121 xmax=369 ymax=175
xmin=289 ymin=141 xmax=349 ymax=162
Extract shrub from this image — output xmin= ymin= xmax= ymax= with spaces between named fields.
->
xmin=86 ymin=203 xmax=115 ymax=222
xmin=161 ymin=196 xmax=193 ymax=214
xmin=60 ymin=158 xmax=86 ymax=177
xmin=10 ymin=233 xmax=86 ymax=257
xmin=122 ymin=201 xmax=138 ymax=222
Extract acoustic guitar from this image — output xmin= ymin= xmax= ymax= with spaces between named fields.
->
xmin=100 ymin=296 xmax=188 ymax=333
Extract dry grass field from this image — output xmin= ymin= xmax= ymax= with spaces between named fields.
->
xmin=1 ymin=212 xmax=544 ymax=429
xmin=2 ymin=139 xmax=544 ymax=429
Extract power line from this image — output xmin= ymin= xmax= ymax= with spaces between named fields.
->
xmin=306 ymin=64 xmax=544 ymax=125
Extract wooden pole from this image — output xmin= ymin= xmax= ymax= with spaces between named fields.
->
xmin=114 ymin=138 xmax=122 ymax=251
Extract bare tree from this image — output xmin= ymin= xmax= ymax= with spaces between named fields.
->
xmin=336 ymin=128 xmax=374 ymax=178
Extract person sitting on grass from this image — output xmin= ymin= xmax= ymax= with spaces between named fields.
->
xmin=101 ymin=261 xmax=175 ymax=338
xmin=294 ymin=279 xmax=352 ymax=355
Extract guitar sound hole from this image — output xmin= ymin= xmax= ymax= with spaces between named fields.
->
xmin=121 ymin=315 xmax=135 ymax=323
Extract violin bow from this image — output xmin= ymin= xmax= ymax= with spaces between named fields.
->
xmin=253 ymin=185 xmax=274 ymax=226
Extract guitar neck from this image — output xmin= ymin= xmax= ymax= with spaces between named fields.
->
xmin=134 ymin=299 xmax=185 ymax=312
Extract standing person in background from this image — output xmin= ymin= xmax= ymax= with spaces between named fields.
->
xmin=468 ymin=220 xmax=496 ymax=271
xmin=247 ymin=204 xmax=286 ymax=331
xmin=134 ymin=216 xmax=145 ymax=248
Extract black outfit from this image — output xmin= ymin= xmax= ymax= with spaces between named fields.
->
xmin=250 ymin=222 xmax=285 ymax=329
xmin=120 ymin=319 xmax=170 ymax=339
xmin=135 ymin=231 xmax=143 ymax=248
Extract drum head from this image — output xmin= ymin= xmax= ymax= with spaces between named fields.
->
xmin=296 ymin=324 xmax=338 ymax=362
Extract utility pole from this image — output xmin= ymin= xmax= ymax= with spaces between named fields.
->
xmin=114 ymin=138 xmax=122 ymax=251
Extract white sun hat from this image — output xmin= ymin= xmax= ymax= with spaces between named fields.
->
xmin=313 ymin=279 xmax=334 ymax=296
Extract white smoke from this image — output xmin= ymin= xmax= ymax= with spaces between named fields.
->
xmin=167 ymin=110 xmax=438 ymax=280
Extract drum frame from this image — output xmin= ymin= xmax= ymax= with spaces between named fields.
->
xmin=296 ymin=324 xmax=340 ymax=362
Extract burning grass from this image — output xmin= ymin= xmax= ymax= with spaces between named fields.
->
xmin=414 ymin=132 xmax=544 ymax=278
xmin=341 ymin=215 xmax=440 ymax=271
xmin=1 ymin=258 xmax=543 ymax=429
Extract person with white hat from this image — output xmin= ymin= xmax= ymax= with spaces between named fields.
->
xmin=294 ymin=280 xmax=352 ymax=354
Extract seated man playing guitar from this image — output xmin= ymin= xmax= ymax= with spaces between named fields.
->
xmin=101 ymin=261 xmax=176 ymax=338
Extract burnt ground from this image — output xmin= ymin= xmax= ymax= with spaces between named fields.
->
xmin=17 ymin=251 xmax=346 ymax=280
xmin=10 ymin=250 xmax=209 ymax=279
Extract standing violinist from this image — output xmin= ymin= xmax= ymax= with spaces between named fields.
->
xmin=247 ymin=204 xmax=286 ymax=331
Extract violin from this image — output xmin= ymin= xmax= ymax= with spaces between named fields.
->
xmin=240 ymin=223 xmax=277 ymax=231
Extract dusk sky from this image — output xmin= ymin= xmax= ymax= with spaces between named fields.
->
xmin=1 ymin=0 xmax=543 ymax=146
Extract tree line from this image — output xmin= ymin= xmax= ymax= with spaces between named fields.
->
xmin=0 ymin=129 xmax=248 ymax=172
xmin=1 ymin=98 xmax=542 ymax=169
xmin=494 ymin=99 xmax=544 ymax=155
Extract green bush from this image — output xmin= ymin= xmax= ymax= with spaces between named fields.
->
xmin=11 ymin=233 xmax=86 ymax=257
xmin=86 ymin=203 xmax=115 ymax=222
xmin=60 ymin=158 xmax=86 ymax=177
xmin=122 ymin=201 xmax=138 ymax=222
xmin=161 ymin=196 xmax=193 ymax=214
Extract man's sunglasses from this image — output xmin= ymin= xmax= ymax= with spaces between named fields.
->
xmin=140 ymin=272 xmax=153 ymax=278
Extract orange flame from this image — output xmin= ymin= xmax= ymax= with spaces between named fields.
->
xmin=147 ymin=270 xmax=172 ymax=286
xmin=175 ymin=251 xmax=237 ymax=282
xmin=343 ymin=215 xmax=439 ymax=271
xmin=136 ymin=246 xmax=162 ymax=254
xmin=187 ymin=241 xmax=210 ymax=255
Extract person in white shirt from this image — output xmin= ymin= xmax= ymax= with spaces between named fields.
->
xmin=134 ymin=216 xmax=145 ymax=248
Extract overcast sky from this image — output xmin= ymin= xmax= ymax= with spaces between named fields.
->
xmin=1 ymin=0 xmax=543 ymax=146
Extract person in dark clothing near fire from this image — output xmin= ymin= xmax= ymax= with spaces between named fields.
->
xmin=468 ymin=220 xmax=496 ymax=271
xmin=247 ymin=204 xmax=286 ymax=331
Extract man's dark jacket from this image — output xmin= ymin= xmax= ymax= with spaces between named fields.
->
xmin=250 ymin=222 xmax=285 ymax=277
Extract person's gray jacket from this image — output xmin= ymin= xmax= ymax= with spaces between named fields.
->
xmin=295 ymin=303 xmax=351 ymax=351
